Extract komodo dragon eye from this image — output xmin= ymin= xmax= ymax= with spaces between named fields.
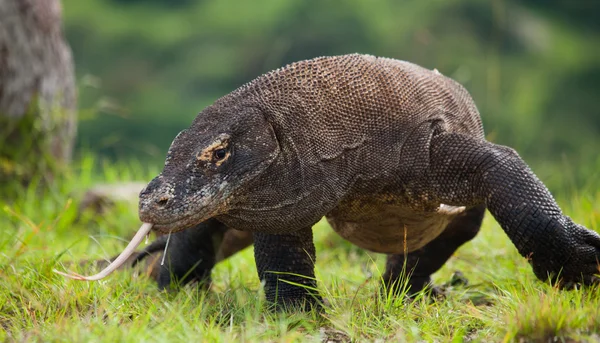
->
xmin=196 ymin=134 xmax=231 ymax=165
xmin=213 ymin=148 xmax=228 ymax=161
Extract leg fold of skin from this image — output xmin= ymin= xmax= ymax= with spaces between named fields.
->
xmin=253 ymin=227 xmax=321 ymax=310
xmin=133 ymin=219 xmax=228 ymax=290
xmin=427 ymin=132 xmax=600 ymax=285
xmin=383 ymin=205 xmax=485 ymax=297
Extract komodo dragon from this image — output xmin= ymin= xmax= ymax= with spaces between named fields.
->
xmin=58 ymin=54 xmax=600 ymax=309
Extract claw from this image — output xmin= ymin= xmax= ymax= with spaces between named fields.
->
xmin=437 ymin=204 xmax=466 ymax=216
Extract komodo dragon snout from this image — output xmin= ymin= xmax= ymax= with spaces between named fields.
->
xmin=138 ymin=104 xmax=280 ymax=234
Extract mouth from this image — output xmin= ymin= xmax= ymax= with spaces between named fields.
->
xmin=148 ymin=210 xmax=213 ymax=234
xmin=151 ymin=217 xmax=197 ymax=234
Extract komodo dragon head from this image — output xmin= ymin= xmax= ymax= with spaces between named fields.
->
xmin=54 ymin=96 xmax=281 ymax=281
xmin=138 ymin=100 xmax=280 ymax=233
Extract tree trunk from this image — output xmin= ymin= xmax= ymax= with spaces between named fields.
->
xmin=0 ymin=0 xmax=76 ymax=187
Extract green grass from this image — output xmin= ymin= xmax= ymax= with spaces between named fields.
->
xmin=1 ymin=156 xmax=600 ymax=342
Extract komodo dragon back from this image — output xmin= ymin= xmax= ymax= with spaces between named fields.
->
xmin=248 ymin=54 xmax=485 ymax=164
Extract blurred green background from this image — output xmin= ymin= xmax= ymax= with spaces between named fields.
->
xmin=63 ymin=0 xmax=599 ymax=192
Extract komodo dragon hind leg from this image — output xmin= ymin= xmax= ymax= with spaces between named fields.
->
xmin=254 ymin=228 xmax=322 ymax=311
xmin=383 ymin=205 xmax=486 ymax=297
xmin=428 ymin=132 xmax=600 ymax=287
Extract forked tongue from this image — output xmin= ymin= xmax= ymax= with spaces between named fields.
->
xmin=53 ymin=222 xmax=154 ymax=281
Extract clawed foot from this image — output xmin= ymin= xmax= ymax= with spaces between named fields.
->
xmin=266 ymin=295 xmax=324 ymax=312
xmin=531 ymin=223 xmax=600 ymax=287
xmin=264 ymin=283 xmax=323 ymax=312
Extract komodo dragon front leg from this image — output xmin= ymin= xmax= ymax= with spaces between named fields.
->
xmin=427 ymin=132 xmax=600 ymax=285
xmin=254 ymin=228 xmax=321 ymax=309
xmin=131 ymin=219 xmax=226 ymax=289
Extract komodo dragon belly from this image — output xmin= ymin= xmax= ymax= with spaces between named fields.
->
xmin=326 ymin=201 xmax=465 ymax=254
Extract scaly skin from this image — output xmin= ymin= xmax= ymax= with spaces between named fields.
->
xmin=137 ymin=54 xmax=600 ymax=308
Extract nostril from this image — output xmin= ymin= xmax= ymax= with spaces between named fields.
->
xmin=156 ymin=196 xmax=170 ymax=208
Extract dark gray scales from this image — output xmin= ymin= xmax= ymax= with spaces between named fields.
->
xmin=134 ymin=54 xmax=600 ymax=308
